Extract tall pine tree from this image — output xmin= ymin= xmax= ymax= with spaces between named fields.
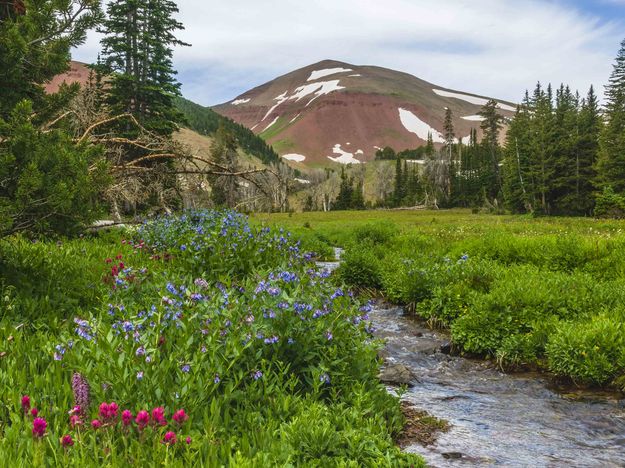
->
xmin=597 ymin=38 xmax=625 ymax=193
xmin=100 ymin=0 xmax=189 ymax=137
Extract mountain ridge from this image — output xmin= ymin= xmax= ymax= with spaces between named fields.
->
xmin=213 ymin=59 xmax=517 ymax=166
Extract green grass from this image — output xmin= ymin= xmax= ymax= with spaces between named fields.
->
xmin=255 ymin=210 xmax=625 ymax=390
xmin=0 ymin=211 xmax=422 ymax=466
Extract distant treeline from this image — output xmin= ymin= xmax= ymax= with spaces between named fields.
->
xmin=175 ymin=97 xmax=280 ymax=165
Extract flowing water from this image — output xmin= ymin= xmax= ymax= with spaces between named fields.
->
xmin=319 ymin=249 xmax=625 ymax=467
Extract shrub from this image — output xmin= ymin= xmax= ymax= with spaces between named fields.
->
xmin=546 ymin=314 xmax=625 ymax=385
xmin=594 ymin=187 xmax=625 ymax=219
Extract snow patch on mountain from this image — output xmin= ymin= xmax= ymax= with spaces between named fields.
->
xmin=282 ymin=153 xmax=306 ymax=162
xmin=292 ymin=80 xmax=345 ymax=105
xmin=398 ymin=108 xmax=446 ymax=143
xmin=348 ymin=74 xmax=361 ymax=77
xmin=307 ymin=68 xmax=353 ymax=81
xmin=327 ymin=144 xmax=362 ymax=164
xmin=289 ymin=113 xmax=301 ymax=124
xmin=231 ymin=98 xmax=251 ymax=105
xmin=262 ymin=116 xmax=280 ymax=132
xmin=432 ymin=89 xmax=516 ymax=112
xmin=263 ymin=91 xmax=289 ymax=121
xmin=294 ymin=178 xmax=311 ymax=184
xmin=462 ymin=115 xmax=485 ymax=121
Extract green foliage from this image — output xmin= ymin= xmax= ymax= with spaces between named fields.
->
xmin=0 ymin=101 xmax=108 ymax=237
xmin=99 ymin=0 xmax=188 ymax=137
xmin=0 ymin=210 xmax=420 ymax=465
xmin=264 ymin=210 xmax=625 ymax=387
xmin=594 ymin=186 xmax=625 ymax=218
xmin=0 ymin=0 xmax=101 ymax=121
xmin=547 ymin=314 xmax=625 ymax=385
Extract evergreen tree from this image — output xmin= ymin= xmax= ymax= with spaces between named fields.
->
xmin=597 ymin=38 xmax=625 ymax=193
xmin=442 ymin=107 xmax=454 ymax=199
xmin=478 ymin=99 xmax=505 ymax=198
xmin=209 ymin=123 xmax=239 ymax=207
xmin=100 ymin=0 xmax=189 ymax=137
xmin=392 ymin=155 xmax=404 ymax=207
xmin=0 ymin=0 xmax=101 ymax=120
xmin=575 ymin=86 xmax=601 ymax=213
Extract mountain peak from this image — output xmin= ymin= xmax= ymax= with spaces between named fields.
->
xmin=213 ymin=62 xmax=516 ymax=166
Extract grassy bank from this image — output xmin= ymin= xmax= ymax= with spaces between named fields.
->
xmin=0 ymin=211 xmax=421 ymax=466
xmin=255 ymin=210 xmax=625 ymax=391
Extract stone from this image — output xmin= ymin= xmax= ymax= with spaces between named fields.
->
xmin=379 ymin=364 xmax=416 ymax=386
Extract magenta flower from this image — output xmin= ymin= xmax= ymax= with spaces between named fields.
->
xmin=185 ymin=436 xmax=192 ymax=445
xmin=122 ymin=410 xmax=133 ymax=426
xmin=91 ymin=419 xmax=102 ymax=430
xmin=151 ymin=407 xmax=167 ymax=426
xmin=99 ymin=402 xmax=119 ymax=421
xmin=30 ymin=408 xmax=38 ymax=417
xmin=135 ymin=410 xmax=149 ymax=429
xmin=69 ymin=414 xmax=82 ymax=428
xmin=61 ymin=434 xmax=74 ymax=447
xmin=21 ymin=395 xmax=30 ymax=413
xmin=162 ymin=431 xmax=177 ymax=445
xmin=172 ymin=409 xmax=188 ymax=425
xmin=32 ymin=418 xmax=47 ymax=438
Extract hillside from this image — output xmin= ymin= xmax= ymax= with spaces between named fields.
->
xmin=46 ymin=61 xmax=279 ymax=166
xmin=213 ymin=59 xmax=517 ymax=166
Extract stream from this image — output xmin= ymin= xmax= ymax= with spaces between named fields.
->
xmin=318 ymin=249 xmax=625 ymax=467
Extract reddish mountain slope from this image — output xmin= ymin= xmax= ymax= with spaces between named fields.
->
xmin=213 ymin=60 xmax=516 ymax=166
xmin=44 ymin=61 xmax=92 ymax=93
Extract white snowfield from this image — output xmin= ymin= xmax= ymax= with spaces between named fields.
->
xmin=432 ymin=89 xmax=517 ymax=112
xmin=355 ymin=149 xmax=364 ymax=155
xmin=263 ymin=91 xmax=289 ymax=120
xmin=262 ymin=80 xmax=345 ymax=121
xmin=294 ymin=178 xmax=311 ymax=184
xmin=348 ymin=74 xmax=361 ymax=77
xmin=282 ymin=153 xmax=306 ymax=162
xmin=462 ymin=115 xmax=486 ymax=121
xmin=398 ymin=108 xmax=446 ymax=144
xmin=307 ymin=68 xmax=353 ymax=81
xmin=231 ymin=98 xmax=251 ymax=105
xmin=327 ymin=144 xmax=362 ymax=164
xmin=293 ymin=80 xmax=345 ymax=105
xmin=262 ymin=116 xmax=280 ymax=132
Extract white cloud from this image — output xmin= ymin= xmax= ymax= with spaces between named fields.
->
xmin=73 ymin=0 xmax=623 ymax=106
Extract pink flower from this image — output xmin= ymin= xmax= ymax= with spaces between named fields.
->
xmin=122 ymin=409 xmax=133 ymax=426
xmin=151 ymin=407 xmax=167 ymax=426
xmin=185 ymin=436 xmax=192 ymax=445
xmin=162 ymin=431 xmax=177 ymax=445
xmin=69 ymin=415 xmax=82 ymax=428
xmin=32 ymin=418 xmax=47 ymax=438
xmin=61 ymin=434 xmax=74 ymax=447
xmin=99 ymin=401 xmax=119 ymax=421
xmin=172 ymin=409 xmax=188 ymax=425
xmin=69 ymin=405 xmax=81 ymax=415
xmin=30 ymin=408 xmax=38 ymax=417
xmin=135 ymin=410 xmax=149 ymax=429
xmin=21 ymin=395 xmax=31 ymax=413
xmin=91 ymin=419 xmax=102 ymax=430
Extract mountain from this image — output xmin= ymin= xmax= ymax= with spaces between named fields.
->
xmin=212 ymin=59 xmax=517 ymax=166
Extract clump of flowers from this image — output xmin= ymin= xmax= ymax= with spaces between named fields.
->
xmin=32 ymin=418 xmax=46 ymax=438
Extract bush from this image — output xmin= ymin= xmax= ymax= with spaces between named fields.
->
xmin=594 ymin=187 xmax=625 ymax=219
xmin=338 ymin=246 xmax=383 ymax=289
xmin=546 ymin=314 xmax=625 ymax=385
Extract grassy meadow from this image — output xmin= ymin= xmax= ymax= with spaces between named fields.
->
xmin=0 ymin=211 xmax=421 ymax=466
xmin=256 ymin=209 xmax=625 ymax=391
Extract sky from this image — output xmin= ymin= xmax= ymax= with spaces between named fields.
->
xmin=73 ymin=0 xmax=625 ymax=107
